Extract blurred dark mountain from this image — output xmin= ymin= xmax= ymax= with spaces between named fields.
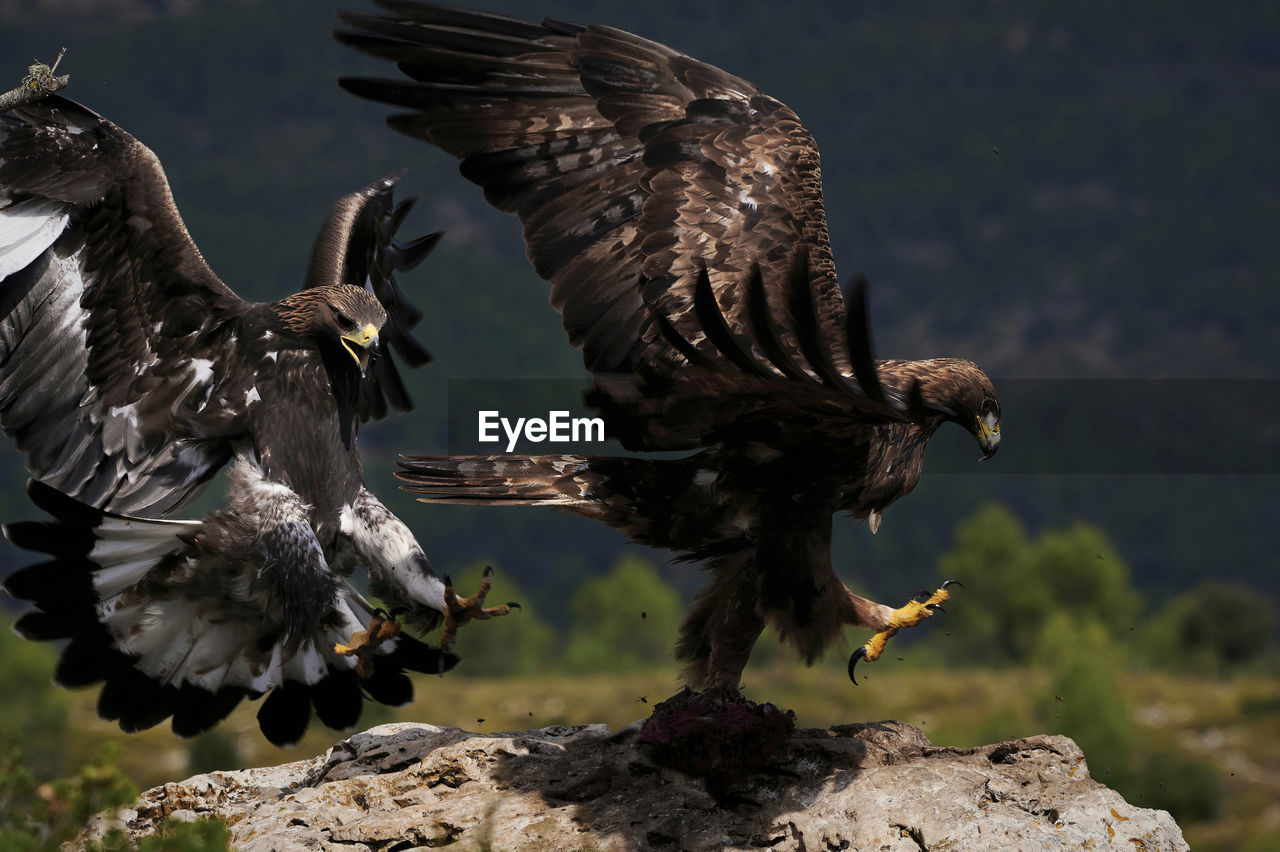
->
xmin=0 ymin=0 xmax=1275 ymax=626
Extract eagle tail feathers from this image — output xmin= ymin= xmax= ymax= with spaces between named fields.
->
xmin=4 ymin=480 xmax=450 ymax=744
xmin=396 ymin=454 xmax=596 ymax=506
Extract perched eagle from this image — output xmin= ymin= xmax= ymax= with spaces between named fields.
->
xmin=336 ymin=4 xmax=1001 ymax=693
xmin=0 ymin=95 xmax=512 ymax=745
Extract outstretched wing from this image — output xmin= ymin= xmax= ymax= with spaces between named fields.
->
xmin=2 ymin=472 xmax=458 ymax=746
xmin=335 ymin=2 xmax=861 ymax=384
xmin=0 ymin=95 xmax=252 ymax=514
xmin=304 ymin=173 xmax=442 ymax=421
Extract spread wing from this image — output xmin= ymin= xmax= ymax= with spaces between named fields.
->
xmin=335 ymin=4 xmax=938 ymax=449
xmin=335 ymin=4 xmax=864 ymax=381
xmin=0 ymin=95 xmax=253 ymax=514
xmin=0 ymin=96 xmax=441 ymax=513
xmin=303 ymin=173 xmax=442 ymax=422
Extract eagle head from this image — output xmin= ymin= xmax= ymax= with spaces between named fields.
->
xmin=889 ymin=358 xmax=1000 ymax=460
xmin=278 ymin=284 xmax=388 ymax=377
xmin=937 ymin=359 xmax=1001 ymax=460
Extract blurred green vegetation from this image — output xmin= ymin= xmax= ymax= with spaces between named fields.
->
xmin=0 ymin=740 xmax=229 ymax=851
xmin=3 ymin=503 xmax=1276 ymax=848
xmin=0 ymin=629 xmax=71 ymax=781
xmin=937 ymin=502 xmax=1142 ymax=665
xmin=0 ymin=742 xmax=135 ymax=851
xmin=562 ymin=554 xmax=684 ymax=673
xmin=1144 ymin=581 xmax=1280 ymax=672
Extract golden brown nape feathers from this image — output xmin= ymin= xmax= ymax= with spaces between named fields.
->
xmin=276 ymin=284 xmax=388 ymax=376
xmin=276 ymin=283 xmax=388 ymax=341
xmin=879 ymin=358 xmax=1001 ymax=459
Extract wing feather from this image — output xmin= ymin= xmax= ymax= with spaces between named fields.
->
xmin=0 ymin=96 xmax=249 ymax=513
xmin=303 ymin=174 xmax=440 ymax=418
xmin=336 ymin=4 xmax=881 ymax=409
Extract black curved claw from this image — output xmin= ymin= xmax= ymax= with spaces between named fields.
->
xmin=507 ymin=601 xmax=522 ymax=610
xmin=927 ymin=604 xmax=946 ymax=615
xmin=387 ymin=605 xmax=409 ymax=620
xmin=848 ymin=646 xmax=867 ymax=686
xmin=940 ymin=579 xmax=964 ymax=590
xmin=482 ymin=565 xmax=494 ymax=578
xmin=372 ymin=607 xmax=391 ymax=621
xmin=443 ymin=573 xmax=453 ymax=589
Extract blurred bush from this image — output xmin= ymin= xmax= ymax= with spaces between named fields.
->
xmin=562 ymin=554 xmax=683 ymax=673
xmin=1 ymin=741 xmax=133 ymax=851
xmin=0 ymin=627 xmax=71 ymax=779
xmin=939 ymin=503 xmax=1143 ymax=666
xmin=1035 ymin=612 xmax=1136 ymax=782
xmin=1140 ymin=581 xmax=1279 ymax=672
xmin=1034 ymin=610 xmax=1222 ymax=825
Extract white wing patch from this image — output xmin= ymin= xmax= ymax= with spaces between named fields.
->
xmin=0 ymin=198 xmax=68 ymax=279
xmin=84 ymin=460 xmax=375 ymax=693
xmin=189 ymin=357 xmax=214 ymax=384
xmin=343 ymin=486 xmax=447 ymax=613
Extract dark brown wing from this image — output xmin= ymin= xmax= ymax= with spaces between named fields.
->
xmin=303 ymin=173 xmax=441 ymax=421
xmin=0 ymin=96 xmax=252 ymax=514
xmin=335 ymin=2 xmax=858 ymax=383
xmin=592 ymin=257 xmax=943 ymax=450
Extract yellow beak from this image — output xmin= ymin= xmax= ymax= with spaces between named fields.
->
xmin=340 ymin=323 xmax=380 ymax=377
xmin=977 ymin=413 xmax=1001 ymax=460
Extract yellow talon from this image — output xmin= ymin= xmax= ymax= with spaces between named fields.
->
xmin=334 ymin=611 xmax=402 ymax=679
xmin=441 ymin=566 xmax=519 ymax=653
xmin=860 ymin=629 xmax=892 ymax=663
xmin=849 ymin=582 xmax=958 ymax=684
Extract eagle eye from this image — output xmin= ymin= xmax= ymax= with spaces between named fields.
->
xmin=980 ymin=397 xmax=995 ymax=414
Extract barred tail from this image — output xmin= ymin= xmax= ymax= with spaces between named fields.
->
xmin=395 ymin=454 xmax=600 ymax=507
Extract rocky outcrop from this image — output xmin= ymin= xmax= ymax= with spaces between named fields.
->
xmin=81 ymin=721 xmax=1188 ymax=851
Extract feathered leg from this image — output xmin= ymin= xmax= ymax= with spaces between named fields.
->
xmin=675 ymin=553 xmax=765 ymax=691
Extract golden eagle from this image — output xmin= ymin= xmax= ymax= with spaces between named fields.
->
xmin=0 ymin=95 xmax=513 ymax=745
xmin=336 ymin=4 xmax=1001 ymax=692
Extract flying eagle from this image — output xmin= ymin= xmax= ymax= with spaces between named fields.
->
xmin=0 ymin=95 xmax=513 ymax=745
xmin=336 ymin=4 xmax=1000 ymax=693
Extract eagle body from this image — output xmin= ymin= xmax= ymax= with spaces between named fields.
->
xmin=339 ymin=3 xmax=1002 ymax=691
xmin=245 ymin=340 xmax=364 ymax=540
xmin=0 ymin=94 xmax=481 ymax=745
xmin=400 ymin=359 xmax=961 ymax=687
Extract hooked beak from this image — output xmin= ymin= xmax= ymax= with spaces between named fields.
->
xmin=977 ymin=412 xmax=1001 ymax=460
xmin=340 ymin=323 xmax=379 ymax=378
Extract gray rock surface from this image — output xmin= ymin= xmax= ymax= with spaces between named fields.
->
xmin=80 ymin=721 xmax=1188 ymax=851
